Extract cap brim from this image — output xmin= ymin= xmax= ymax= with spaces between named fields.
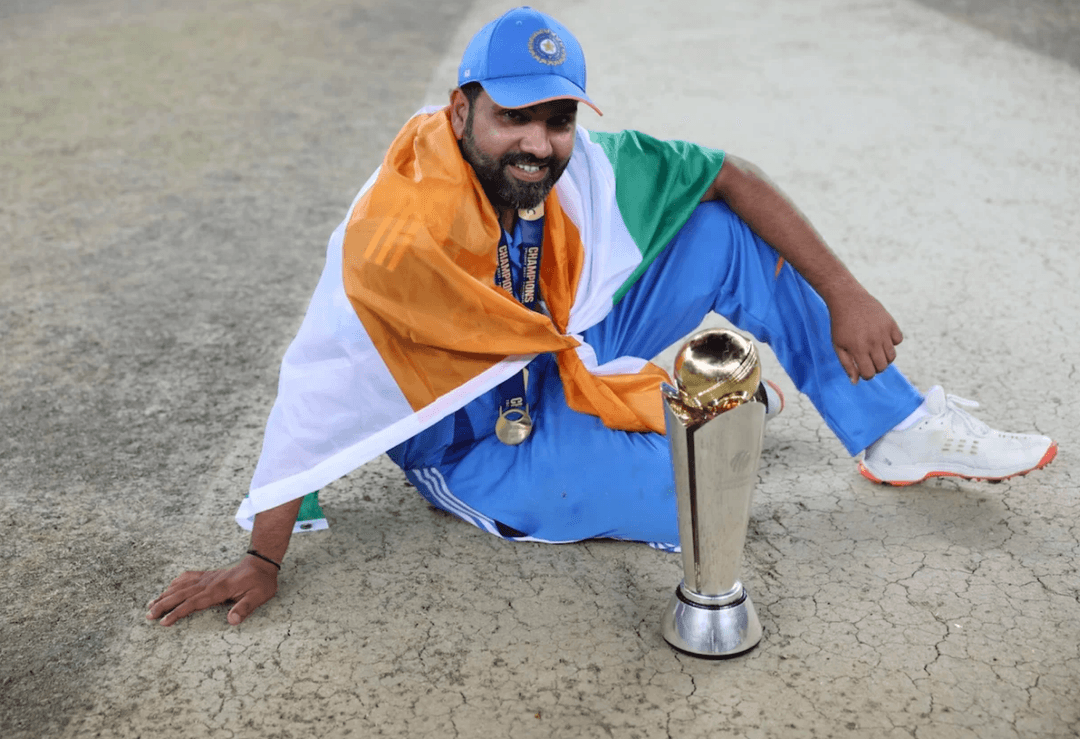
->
xmin=481 ymin=75 xmax=603 ymax=116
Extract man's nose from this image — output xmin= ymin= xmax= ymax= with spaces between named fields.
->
xmin=518 ymin=121 xmax=553 ymax=159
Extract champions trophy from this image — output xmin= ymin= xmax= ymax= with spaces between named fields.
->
xmin=660 ymin=328 xmax=765 ymax=658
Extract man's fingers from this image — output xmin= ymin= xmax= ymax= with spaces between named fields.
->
xmin=870 ymin=347 xmax=890 ymax=374
xmin=884 ymin=343 xmax=897 ymax=364
xmin=152 ymin=595 xmax=195 ymax=626
xmin=158 ymin=587 xmax=234 ymax=626
xmin=227 ymin=595 xmax=261 ymax=626
xmin=166 ymin=570 xmax=207 ymax=589
xmin=146 ymin=590 xmax=182 ymax=614
xmin=147 ymin=576 xmax=235 ymax=625
xmin=891 ymin=325 xmax=904 ymax=345
xmin=147 ymin=562 xmax=279 ymax=627
xmin=843 ymin=346 xmax=878 ymax=381
xmin=226 ymin=575 xmax=278 ymax=625
xmin=146 ymin=584 xmax=203 ymax=619
xmin=835 ymin=347 xmax=859 ymax=384
xmin=146 ymin=571 xmax=207 ymax=611
xmin=147 ymin=591 xmax=202 ymax=624
xmin=159 ymin=599 xmax=205 ymax=627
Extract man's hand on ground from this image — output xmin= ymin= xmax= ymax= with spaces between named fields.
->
xmin=829 ymin=288 xmax=903 ymax=383
xmin=146 ymin=556 xmax=279 ymax=627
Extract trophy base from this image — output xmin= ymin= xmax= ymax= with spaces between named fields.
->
xmin=661 ymin=583 xmax=763 ymax=659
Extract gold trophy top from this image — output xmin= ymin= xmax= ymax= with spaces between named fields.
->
xmin=670 ymin=329 xmax=761 ymax=426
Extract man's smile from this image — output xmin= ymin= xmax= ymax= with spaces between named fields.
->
xmin=508 ymin=162 xmax=547 ymax=181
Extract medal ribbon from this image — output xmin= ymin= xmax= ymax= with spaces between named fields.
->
xmin=495 ymin=208 xmax=545 ymax=443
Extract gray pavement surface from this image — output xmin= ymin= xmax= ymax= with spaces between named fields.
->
xmin=1 ymin=1 xmax=1078 ymax=737
xmin=912 ymin=0 xmax=1080 ymax=70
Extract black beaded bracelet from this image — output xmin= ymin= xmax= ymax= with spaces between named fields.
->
xmin=246 ymin=549 xmax=281 ymax=570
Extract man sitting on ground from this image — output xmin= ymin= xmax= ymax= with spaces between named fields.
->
xmin=146 ymin=7 xmax=1056 ymax=628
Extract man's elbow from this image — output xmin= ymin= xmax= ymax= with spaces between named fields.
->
xmin=703 ymin=154 xmax=768 ymax=203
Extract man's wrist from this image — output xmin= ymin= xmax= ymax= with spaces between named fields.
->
xmin=815 ymin=272 xmax=865 ymax=309
xmin=247 ymin=498 xmax=302 ymax=566
xmin=244 ymin=551 xmax=282 ymax=574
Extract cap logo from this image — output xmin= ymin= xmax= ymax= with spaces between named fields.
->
xmin=528 ymin=29 xmax=566 ymax=66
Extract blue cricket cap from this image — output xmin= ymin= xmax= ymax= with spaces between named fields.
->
xmin=457 ymin=6 xmax=602 ymax=115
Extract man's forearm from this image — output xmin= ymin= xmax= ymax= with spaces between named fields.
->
xmin=702 ymin=153 xmax=904 ymax=382
xmin=249 ymin=497 xmax=303 ymax=565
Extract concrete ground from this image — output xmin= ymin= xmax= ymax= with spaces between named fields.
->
xmin=1 ymin=0 xmax=1077 ymax=737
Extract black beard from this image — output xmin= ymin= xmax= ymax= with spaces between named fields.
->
xmin=459 ymin=116 xmax=569 ymax=211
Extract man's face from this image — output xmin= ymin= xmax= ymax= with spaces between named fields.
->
xmin=453 ymin=89 xmax=577 ymax=212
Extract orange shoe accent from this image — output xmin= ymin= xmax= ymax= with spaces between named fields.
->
xmin=1033 ymin=441 xmax=1059 ymax=472
xmin=859 ymin=441 xmax=1058 ymax=486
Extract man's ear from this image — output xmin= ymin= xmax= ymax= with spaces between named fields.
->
xmin=449 ymin=88 xmax=469 ymax=140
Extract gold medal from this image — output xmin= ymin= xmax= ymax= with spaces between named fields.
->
xmin=518 ymin=203 xmax=545 ymax=221
xmin=496 ymin=367 xmax=532 ymax=445
xmin=495 ymin=405 xmax=533 ymax=445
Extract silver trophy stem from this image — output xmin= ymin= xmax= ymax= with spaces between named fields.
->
xmin=661 ymin=389 xmax=765 ymax=658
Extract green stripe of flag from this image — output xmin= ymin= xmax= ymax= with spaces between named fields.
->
xmin=588 ymin=130 xmax=725 ymax=303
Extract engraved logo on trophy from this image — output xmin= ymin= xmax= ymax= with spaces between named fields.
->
xmin=659 ymin=328 xmax=766 ymax=658
xmin=730 ymin=450 xmax=753 ymax=475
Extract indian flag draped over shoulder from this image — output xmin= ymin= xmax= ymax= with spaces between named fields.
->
xmin=236 ymin=107 xmax=724 ymax=530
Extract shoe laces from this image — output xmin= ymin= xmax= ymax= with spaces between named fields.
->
xmin=942 ymin=393 xmax=990 ymax=436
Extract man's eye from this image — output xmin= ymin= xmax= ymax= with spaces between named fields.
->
xmin=504 ymin=111 xmax=526 ymax=122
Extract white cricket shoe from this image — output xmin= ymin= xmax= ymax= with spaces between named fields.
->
xmin=859 ymin=386 xmax=1057 ymax=485
xmin=756 ymin=379 xmax=785 ymax=422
